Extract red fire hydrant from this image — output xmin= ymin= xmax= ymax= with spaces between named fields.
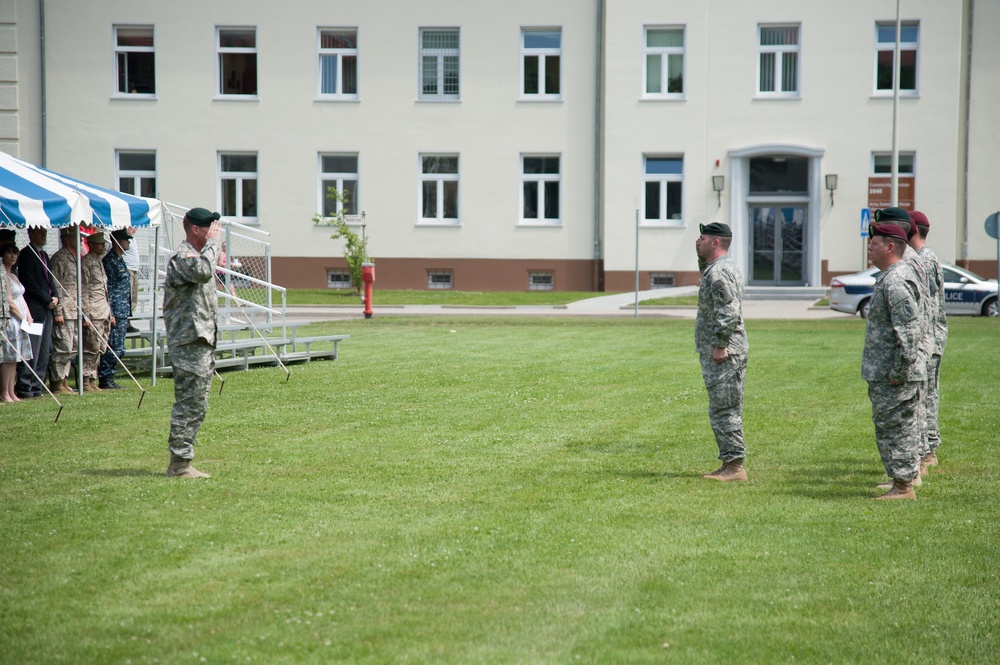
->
xmin=361 ymin=262 xmax=375 ymax=319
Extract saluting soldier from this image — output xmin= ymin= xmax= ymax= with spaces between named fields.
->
xmin=694 ymin=222 xmax=750 ymax=482
xmin=863 ymin=222 xmax=926 ymax=500
xmin=163 ymin=208 xmax=222 ymax=479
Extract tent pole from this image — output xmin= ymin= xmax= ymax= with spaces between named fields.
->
xmin=151 ymin=224 xmax=160 ymax=387
xmin=75 ymin=226 xmax=83 ymax=396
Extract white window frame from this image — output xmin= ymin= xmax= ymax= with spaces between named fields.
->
xmin=427 ymin=271 xmax=453 ymax=290
xmin=115 ymin=150 xmax=157 ymax=198
xmin=650 ymin=273 xmax=676 ymax=289
xmin=756 ymin=24 xmax=800 ymax=98
xmin=871 ymin=152 xmax=916 ymax=176
xmin=318 ymin=153 xmax=359 ymax=218
xmin=216 ymin=26 xmax=258 ymax=98
xmin=873 ymin=21 xmax=919 ymax=97
xmin=317 ymin=28 xmax=359 ymax=100
xmin=520 ymin=28 xmax=562 ymax=100
xmin=327 ymin=270 xmax=352 ymax=289
xmin=419 ymin=154 xmax=460 ymax=225
xmin=642 ymin=155 xmax=684 ymax=226
xmin=218 ymin=152 xmax=259 ymax=223
xmin=643 ymin=26 xmax=685 ymax=99
xmin=113 ymin=25 xmax=155 ymax=98
xmin=419 ymin=27 xmax=460 ymax=101
xmin=520 ymin=154 xmax=561 ymax=225
xmin=529 ymin=271 xmax=554 ymax=291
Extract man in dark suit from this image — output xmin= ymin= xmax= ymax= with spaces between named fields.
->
xmin=14 ymin=227 xmax=59 ymax=398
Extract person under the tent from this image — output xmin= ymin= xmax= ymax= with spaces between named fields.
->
xmin=48 ymin=226 xmax=80 ymax=395
xmin=98 ymin=229 xmax=132 ymax=390
xmin=2 ymin=239 xmax=34 ymax=402
xmin=14 ymin=227 xmax=59 ymax=399
xmin=80 ymin=232 xmax=112 ymax=393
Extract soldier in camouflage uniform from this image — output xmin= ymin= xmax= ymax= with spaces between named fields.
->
xmin=862 ymin=223 xmax=926 ymax=500
xmin=909 ymin=211 xmax=947 ymax=468
xmin=99 ymin=229 xmax=133 ymax=390
xmin=80 ymin=232 xmax=112 ymax=393
xmin=48 ymin=226 xmax=80 ymax=395
xmin=694 ymin=222 xmax=749 ymax=482
xmin=872 ymin=207 xmax=934 ymax=481
xmin=163 ymin=208 xmax=223 ymax=479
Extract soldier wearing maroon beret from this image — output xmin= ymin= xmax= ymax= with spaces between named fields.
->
xmin=908 ymin=211 xmax=947 ymax=470
xmin=862 ymin=222 xmax=926 ymax=499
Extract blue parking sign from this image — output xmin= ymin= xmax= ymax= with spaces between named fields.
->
xmin=861 ymin=208 xmax=871 ymax=237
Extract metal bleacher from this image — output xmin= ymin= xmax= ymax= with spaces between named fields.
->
xmin=122 ymin=205 xmax=348 ymax=382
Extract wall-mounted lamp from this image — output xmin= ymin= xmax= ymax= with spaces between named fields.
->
xmin=712 ymin=175 xmax=725 ymax=205
xmin=825 ymin=174 xmax=838 ymax=206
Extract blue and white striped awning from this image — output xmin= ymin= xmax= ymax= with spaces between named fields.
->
xmin=0 ymin=151 xmax=162 ymax=229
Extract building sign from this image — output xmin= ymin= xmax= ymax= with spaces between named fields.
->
xmin=868 ymin=176 xmax=915 ymax=210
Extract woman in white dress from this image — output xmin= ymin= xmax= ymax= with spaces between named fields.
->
xmin=2 ymin=242 xmax=33 ymax=402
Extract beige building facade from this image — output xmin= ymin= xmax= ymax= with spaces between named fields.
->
xmin=7 ymin=0 xmax=999 ymax=290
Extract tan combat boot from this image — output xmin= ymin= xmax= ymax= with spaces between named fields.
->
xmin=51 ymin=378 xmax=73 ymax=395
xmin=702 ymin=459 xmax=747 ymax=482
xmin=874 ymin=478 xmax=916 ymax=500
xmin=923 ymin=452 xmax=939 ymax=467
xmin=166 ymin=460 xmax=211 ymax=479
xmin=83 ymin=377 xmax=102 ymax=393
xmin=877 ymin=474 xmax=921 ymax=489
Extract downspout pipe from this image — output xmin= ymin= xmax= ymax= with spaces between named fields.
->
xmin=40 ymin=0 xmax=46 ymax=166
xmin=961 ymin=0 xmax=974 ymax=263
xmin=592 ymin=0 xmax=603 ymax=290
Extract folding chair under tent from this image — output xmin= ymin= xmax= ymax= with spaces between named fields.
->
xmin=0 ymin=151 xmax=164 ymax=394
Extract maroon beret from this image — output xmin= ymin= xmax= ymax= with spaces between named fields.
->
xmin=871 ymin=223 xmax=908 ymax=242
xmin=910 ymin=210 xmax=930 ymax=228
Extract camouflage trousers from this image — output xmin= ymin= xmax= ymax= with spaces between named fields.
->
xmin=82 ymin=317 xmax=111 ymax=378
xmin=868 ymin=380 xmax=924 ymax=481
xmin=99 ymin=316 xmax=128 ymax=379
xmin=925 ymin=354 xmax=943 ymax=454
xmin=700 ymin=353 xmax=747 ymax=462
xmin=167 ymin=342 xmax=216 ymax=463
xmin=48 ymin=319 xmax=78 ymax=381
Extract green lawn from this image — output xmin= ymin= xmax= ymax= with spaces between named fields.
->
xmin=284 ymin=289 xmax=617 ymax=306
xmin=2 ymin=317 xmax=998 ymax=664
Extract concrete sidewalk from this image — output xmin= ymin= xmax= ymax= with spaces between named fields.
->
xmin=285 ymin=287 xmax=853 ymax=323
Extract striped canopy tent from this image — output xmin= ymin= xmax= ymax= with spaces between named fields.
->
xmin=0 ymin=150 xmax=161 ymax=230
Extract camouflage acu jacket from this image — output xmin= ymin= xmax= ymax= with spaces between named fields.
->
xmin=862 ymin=259 xmax=927 ymax=383
xmin=917 ymin=245 xmax=948 ymax=355
xmin=695 ymin=254 xmax=748 ymax=356
xmin=80 ymin=252 xmax=111 ymax=319
xmin=163 ymin=238 xmax=221 ymax=348
xmin=50 ymin=247 xmax=78 ymax=320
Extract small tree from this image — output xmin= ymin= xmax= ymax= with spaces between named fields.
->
xmin=312 ymin=188 xmax=369 ymax=293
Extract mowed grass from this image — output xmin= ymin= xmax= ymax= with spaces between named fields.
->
xmin=1 ymin=317 xmax=997 ymax=664
xmin=284 ymin=289 xmax=616 ymax=306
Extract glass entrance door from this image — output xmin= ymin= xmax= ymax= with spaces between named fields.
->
xmin=749 ymin=205 xmax=806 ymax=285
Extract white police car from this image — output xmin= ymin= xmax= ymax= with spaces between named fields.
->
xmin=829 ymin=263 xmax=998 ymax=318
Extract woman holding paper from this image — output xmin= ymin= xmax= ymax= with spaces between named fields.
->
xmin=2 ymin=242 xmax=33 ymax=402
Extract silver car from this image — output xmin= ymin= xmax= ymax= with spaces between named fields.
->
xmin=829 ymin=263 xmax=999 ymax=318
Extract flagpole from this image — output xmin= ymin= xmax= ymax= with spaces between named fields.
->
xmin=891 ymin=0 xmax=901 ymax=207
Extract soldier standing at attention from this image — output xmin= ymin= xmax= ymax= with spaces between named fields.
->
xmin=863 ymin=223 xmax=926 ymax=500
xmin=163 ymin=208 xmax=222 ymax=479
xmin=908 ymin=211 xmax=947 ymax=469
xmin=694 ymin=222 xmax=749 ymax=482
xmin=48 ymin=226 xmax=80 ymax=395
xmin=80 ymin=232 xmax=113 ymax=393
xmin=871 ymin=207 xmax=933 ymax=482
xmin=99 ymin=229 xmax=133 ymax=389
